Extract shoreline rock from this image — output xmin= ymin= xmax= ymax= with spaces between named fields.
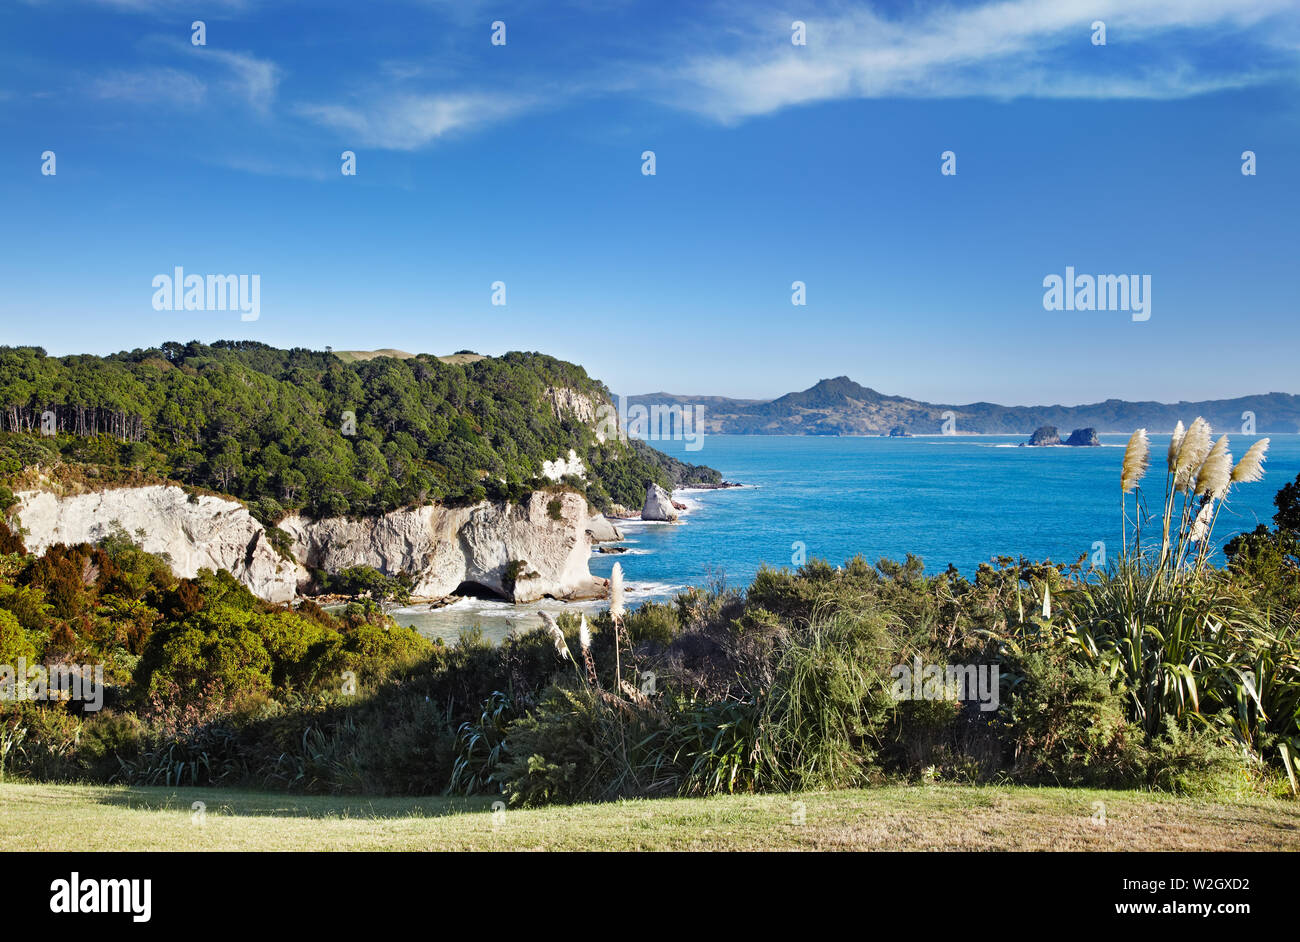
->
xmin=585 ymin=514 xmax=624 ymax=543
xmin=641 ymin=483 xmax=679 ymax=521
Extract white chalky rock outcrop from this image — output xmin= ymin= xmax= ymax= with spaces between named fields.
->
xmin=14 ymin=486 xmax=607 ymax=604
xmin=541 ymin=448 xmax=586 ymax=481
xmin=13 ymin=485 xmax=298 ymax=602
xmin=641 ymin=483 xmax=678 ymax=521
xmin=282 ymin=489 xmax=604 ymax=602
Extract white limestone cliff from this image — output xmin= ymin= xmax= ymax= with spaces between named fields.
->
xmin=13 ymin=485 xmax=299 ymax=602
xmin=12 ymin=486 xmax=606 ymax=604
xmin=283 ymin=490 xmax=604 ymax=602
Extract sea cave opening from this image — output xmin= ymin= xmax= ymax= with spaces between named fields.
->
xmin=453 ymin=580 xmax=509 ymax=601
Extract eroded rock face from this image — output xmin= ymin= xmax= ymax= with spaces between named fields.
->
xmin=13 ymin=485 xmax=299 ymax=602
xmin=14 ymin=486 xmax=605 ymax=604
xmin=543 ymin=386 xmax=601 ymax=424
xmin=283 ymin=490 xmax=604 ymax=602
xmin=642 ymin=483 xmax=678 ymax=521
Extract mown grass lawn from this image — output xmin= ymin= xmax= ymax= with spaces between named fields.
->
xmin=2 ymin=781 xmax=1297 ymax=851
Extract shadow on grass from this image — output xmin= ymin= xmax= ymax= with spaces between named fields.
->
xmin=80 ymin=785 xmax=498 ymax=820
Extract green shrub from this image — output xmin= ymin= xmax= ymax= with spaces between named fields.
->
xmin=338 ymin=621 xmax=432 ymax=691
xmin=446 ymin=691 xmax=516 ymax=796
xmin=1000 ymin=629 xmax=1147 ymax=787
xmin=753 ymin=611 xmax=894 ymax=790
xmin=0 ymin=702 xmax=84 ymax=782
xmin=0 ymin=608 xmax=37 ymax=665
xmin=621 ymin=601 xmax=680 ymax=647
xmin=1146 ymin=717 xmax=1250 ymax=796
xmin=134 ymin=607 xmax=275 ymax=719
xmin=115 ymin=722 xmax=249 ymax=787
xmin=498 ymin=685 xmax=603 ymax=806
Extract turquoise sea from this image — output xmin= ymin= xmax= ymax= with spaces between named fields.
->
xmin=395 ymin=433 xmax=1300 ymax=645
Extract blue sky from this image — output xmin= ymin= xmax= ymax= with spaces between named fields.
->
xmin=1 ymin=0 xmax=1298 ymax=404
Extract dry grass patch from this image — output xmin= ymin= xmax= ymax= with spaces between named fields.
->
xmin=1 ymin=782 xmax=1296 ymax=852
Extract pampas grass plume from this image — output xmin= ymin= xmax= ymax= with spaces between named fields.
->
xmin=1231 ymin=438 xmax=1270 ymax=484
xmin=609 ymin=562 xmax=625 ymax=619
xmin=1121 ymin=428 xmax=1149 ymax=493
xmin=1166 ymin=420 xmax=1185 ymax=473
xmin=1175 ymin=418 xmax=1211 ymax=492
xmin=1190 ymin=501 xmax=1214 ymax=543
xmin=538 ymin=610 xmax=569 ymax=660
xmin=1194 ymin=435 xmax=1232 ymax=499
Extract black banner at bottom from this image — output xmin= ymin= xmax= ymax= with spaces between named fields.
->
xmin=8 ymin=851 xmax=1283 ymax=929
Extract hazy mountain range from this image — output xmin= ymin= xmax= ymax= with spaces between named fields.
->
xmin=625 ymin=377 xmax=1300 ymax=436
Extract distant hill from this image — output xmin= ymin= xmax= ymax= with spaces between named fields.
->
xmin=626 ymin=378 xmax=1300 ymax=435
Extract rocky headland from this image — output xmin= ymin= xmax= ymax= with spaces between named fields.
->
xmin=13 ymin=484 xmax=616 ymax=604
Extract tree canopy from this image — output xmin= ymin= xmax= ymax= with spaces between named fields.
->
xmin=0 ymin=341 xmax=719 ymax=522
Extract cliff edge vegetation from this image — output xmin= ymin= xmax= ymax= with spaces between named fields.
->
xmin=0 ymin=341 xmax=720 ymax=523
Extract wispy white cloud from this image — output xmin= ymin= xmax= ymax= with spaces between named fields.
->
xmin=201 ymin=48 xmax=280 ymax=113
xmin=209 ymin=153 xmax=336 ymax=181
xmin=662 ymin=0 xmax=1300 ymax=122
xmin=298 ymin=92 xmax=534 ymax=150
xmin=88 ymin=67 xmax=206 ymax=106
xmin=64 ymin=0 xmax=1294 ymax=157
xmin=291 ymin=0 xmax=1300 ymax=152
xmin=82 ymin=47 xmax=279 ymax=114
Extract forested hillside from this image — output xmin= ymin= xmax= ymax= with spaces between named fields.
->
xmin=0 ymin=341 xmax=718 ymax=521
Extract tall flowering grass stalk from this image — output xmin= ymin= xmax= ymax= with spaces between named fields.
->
xmin=578 ymin=614 xmax=599 ymax=687
xmin=1120 ymin=418 xmax=1270 ymax=580
xmin=1120 ymin=429 xmax=1149 ymax=553
xmin=537 ymin=610 xmax=588 ymax=686
xmin=608 ymin=562 xmax=634 ymax=697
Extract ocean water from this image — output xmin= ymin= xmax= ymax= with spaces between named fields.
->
xmin=394 ymin=433 xmax=1300 ymax=645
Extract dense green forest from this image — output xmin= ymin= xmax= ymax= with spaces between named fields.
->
xmin=0 ymin=341 xmax=719 ymax=521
